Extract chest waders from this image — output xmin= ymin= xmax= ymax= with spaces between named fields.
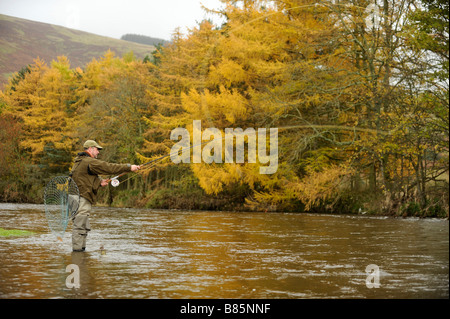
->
xmin=70 ymin=157 xmax=92 ymax=252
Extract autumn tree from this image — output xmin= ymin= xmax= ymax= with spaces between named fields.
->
xmin=0 ymin=113 xmax=26 ymax=201
xmin=76 ymin=53 xmax=149 ymax=162
xmin=0 ymin=56 xmax=83 ymax=201
xmin=0 ymin=56 xmax=79 ymax=174
xmin=397 ymin=0 xmax=449 ymax=211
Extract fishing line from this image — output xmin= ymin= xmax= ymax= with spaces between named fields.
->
xmin=105 ymin=128 xmax=276 ymax=187
xmin=105 ymin=138 xmax=214 ymax=187
xmin=106 ymin=123 xmax=382 ymax=187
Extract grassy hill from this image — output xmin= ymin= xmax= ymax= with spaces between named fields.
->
xmin=0 ymin=14 xmax=155 ymax=88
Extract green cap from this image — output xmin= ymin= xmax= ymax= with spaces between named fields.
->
xmin=83 ymin=140 xmax=103 ymax=150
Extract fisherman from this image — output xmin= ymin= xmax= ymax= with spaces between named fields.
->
xmin=70 ymin=140 xmax=140 ymax=252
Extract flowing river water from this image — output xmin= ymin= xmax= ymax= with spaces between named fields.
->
xmin=0 ymin=203 xmax=448 ymax=299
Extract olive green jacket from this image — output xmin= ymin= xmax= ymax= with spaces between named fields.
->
xmin=70 ymin=152 xmax=131 ymax=204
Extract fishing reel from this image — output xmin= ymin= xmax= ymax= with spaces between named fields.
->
xmin=110 ymin=178 xmax=120 ymax=187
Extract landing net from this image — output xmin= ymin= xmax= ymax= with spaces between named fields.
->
xmin=44 ymin=176 xmax=80 ymax=241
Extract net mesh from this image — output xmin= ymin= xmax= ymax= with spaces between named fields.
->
xmin=44 ymin=176 xmax=80 ymax=241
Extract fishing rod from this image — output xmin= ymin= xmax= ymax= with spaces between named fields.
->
xmin=105 ymin=153 xmax=173 ymax=187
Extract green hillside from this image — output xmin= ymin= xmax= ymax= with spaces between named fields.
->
xmin=0 ymin=14 xmax=155 ymax=88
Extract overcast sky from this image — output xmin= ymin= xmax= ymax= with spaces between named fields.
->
xmin=0 ymin=0 xmax=225 ymax=40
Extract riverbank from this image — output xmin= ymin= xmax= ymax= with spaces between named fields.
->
xmin=102 ymin=186 xmax=448 ymax=218
xmin=1 ymin=186 xmax=448 ymax=219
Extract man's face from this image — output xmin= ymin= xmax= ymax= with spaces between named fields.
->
xmin=88 ymin=147 xmax=100 ymax=158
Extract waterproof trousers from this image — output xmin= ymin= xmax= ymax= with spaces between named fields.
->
xmin=72 ymin=197 xmax=91 ymax=251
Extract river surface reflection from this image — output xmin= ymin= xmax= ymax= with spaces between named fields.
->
xmin=0 ymin=203 xmax=448 ymax=299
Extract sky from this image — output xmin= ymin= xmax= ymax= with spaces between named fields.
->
xmin=0 ymin=0 xmax=225 ymax=40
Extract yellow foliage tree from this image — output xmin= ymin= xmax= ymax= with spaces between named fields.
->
xmin=1 ymin=56 xmax=78 ymax=170
xmin=159 ymin=0 xmax=343 ymax=209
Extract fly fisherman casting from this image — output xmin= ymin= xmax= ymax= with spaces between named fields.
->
xmin=70 ymin=140 xmax=141 ymax=252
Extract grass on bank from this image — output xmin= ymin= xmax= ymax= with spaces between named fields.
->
xmin=0 ymin=227 xmax=35 ymax=237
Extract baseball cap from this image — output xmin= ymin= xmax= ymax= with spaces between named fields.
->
xmin=83 ymin=140 xmax=103 ymax=150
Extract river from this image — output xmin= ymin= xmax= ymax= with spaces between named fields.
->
xmin=0 ymin=203 xmax=448 ymax=299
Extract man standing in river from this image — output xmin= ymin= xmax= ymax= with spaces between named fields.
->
xmin=70 ymin=140 xmax=140 ymax=252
